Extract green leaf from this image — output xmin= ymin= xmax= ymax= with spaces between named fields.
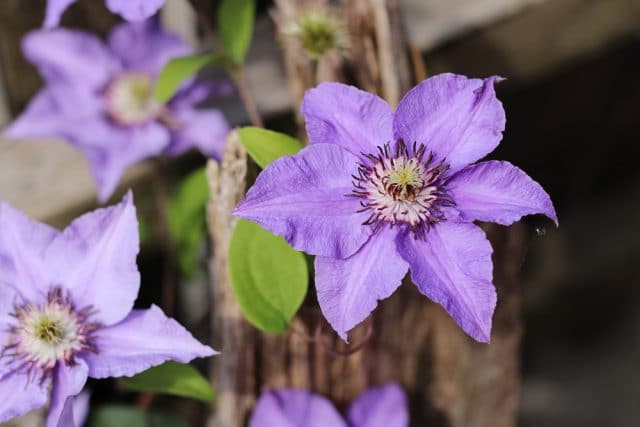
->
xmin=154 ymin=53 xmax=222 ymax=102
xmin=238 ymin=127 xmax=304 ymax=168
xmin=218 ymin=0 xmax=255 ymax=64
xmin=167 ymin=168 xmax=209 ymax=279
xmin=90 ymin=406 xmax=190 ymax=427
xmin=229 ymin=219 xmax=308 ymax=333
xmin=120 ymin=361 xmax=214 ymax=403
xmin=150 ymin=412 xmax=190 ymax=427
xmin=90 ymin=406 xmax=146 ymax=427
xmin=137 ymin=212 xmax=150 ymax=245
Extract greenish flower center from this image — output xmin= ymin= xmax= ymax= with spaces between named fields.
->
xmin=385 ymin=159 xmax=424 ymax=202
xmin=34 ymin=316 xmax=65 ymax=345
xmin=107 ymin=72 xmax=162 ymax=125
xmin=1 ymin=287 xmax=99 ymax=373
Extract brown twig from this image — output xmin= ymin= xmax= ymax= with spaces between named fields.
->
xmin=229 ymin=66 xmax=263 ymax=127
xmin=408 ymin=42 xmax=428 ymax=81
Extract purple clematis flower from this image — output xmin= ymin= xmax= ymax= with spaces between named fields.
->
xmin=0 ymin=192 xmax=216 ymax=426
xmin=44 ymin=0 xmax=165 ymax=28
xmin=234 ymin=74 xmax=557 ymax=342
xmin=4 ymin=19 xmax=229 ymax=202
xmin=249 ymin=383 xmax=408 ymax=427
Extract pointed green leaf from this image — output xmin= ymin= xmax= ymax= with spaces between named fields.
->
xmin=155 ymin=53 xmax=223 ymax=102
xmin=218 ymin=0 xmax=255 ymax=64
xmin=167 ymin=168 xmax=209 ymax=279
xmin=229 ymin=219 xmax=308 ymax=333
xmin=120 ymin=361 xmax=214 ymax=403
xmin=238 ymin=127 xmax=304 ymax=168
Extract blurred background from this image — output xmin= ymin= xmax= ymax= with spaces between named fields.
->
xmin=0 ymin=0 xmax=639 ymax=426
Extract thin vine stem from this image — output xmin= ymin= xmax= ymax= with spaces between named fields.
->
xmin=292 ymin=322 xmax=374 ymax=358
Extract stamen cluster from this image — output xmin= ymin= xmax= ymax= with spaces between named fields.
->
xmin=351 ymin=140 xmax=453 ymax=238
xmin=2 ymin=287 xmax=98 ymax=379
xmin=106 ymin=72 xmax=162 ymax=125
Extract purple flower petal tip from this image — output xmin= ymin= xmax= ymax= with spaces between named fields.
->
xmin=105 ymin=0 xmax=165 ymax=22
xmin=315 ymin=228 xmax=408 ymax=342
xmin=44 ymin=0 xmax=78 ymax=29
xmin=348 ymin=382 xmax=409 ymax=427
xmin=250 ymin=388 xmax=346 ymax=427
xmin=448 ymin=160 xmax=558 ymax=227
xmin=250 ymin=383 xmax=409 ymax=426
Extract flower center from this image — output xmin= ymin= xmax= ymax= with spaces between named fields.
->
xmin=351 ymin=140 xmax=453 ymax=238
xmin=34 ymin=316 xmax=65 ymax=345
xmin=106 ymin=72 xmax=162 ymax=125
xmin=2 ymin=288 xmax=98 ymax=375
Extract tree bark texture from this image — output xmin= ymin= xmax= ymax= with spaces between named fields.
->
xmin=207 ymin=1 xmax=525 ymax=426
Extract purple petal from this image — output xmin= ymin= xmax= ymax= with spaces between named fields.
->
xmin=54 ymin=389 xmax=90 ymax=427
xmin=394 ymin=74 xmax=506 ymax=173
xmin=302 ymin=82 xmax=393 ymax=160
xmin=448 ymin=160 xmax=558 ymax=226
xmin=347 ymin=383 xmax=409 ymax=427
xmin=58 ymin=391 xmax=91 ymax=427
xmin=84 ymin=305 xmax=216 ymax=379
xmin=57 ymin=399 xmax=76 ymax=427
xmin=397 ymin=221 xmax=496 ymax=342
xmin=67 ymin=120 xmax=170 ymax=202
xmin=315 ymin=228 xmax=408 ymax=340
xmin=3 ymin=86 xmax=103 ymax=142
xmin=170 ymin=80 xmax=233 ymax=109
xmin=3 ymin=89 xmax=64 ymax=139
xmin=46 ymin=360 xmax=89 ymax=427
xmin=72 ymin=391 xmax=91 ymax=427
xmin=44 ymin=0 xmax=77 ymax=28
xmin=23 ymin=29 xmax=120 ymax=89
xmin=166 ymin=108 xmax=229 ymax=160
xmin=0 ymin=202 xmax=59 ymax=304
xmin=0 ymin=372 xmax=49 ymax=423
xmin=249 ymin=389 xmax=346 ymax=427
xmin=234 ymin=144 xmax=372 ymax=259
xmin=47 ymin=192 xmax=140 ymax=326
xmin=108 ymin=19 xmax=189 ymax=75
xmin=105 ymin=0 xmax=165 ymax=22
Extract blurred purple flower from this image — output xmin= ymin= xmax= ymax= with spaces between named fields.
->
xmin=0 ymin=192 xmax=216 ymax=427
xmin=4 ymin=20 xmax=229 ymax=202
xmin=45 ymin=0 xmax=165 ymax=28
xmin=234 ymin=74 xmax=557 ymax=342
xmin=249 ymin=383 xmax=408 ymax=427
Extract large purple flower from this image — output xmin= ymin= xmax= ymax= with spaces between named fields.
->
xmin=44 ymin=0 xmax=165 ymax=28
xmin=0 ymin=193 xmax=216 ymax=426
xmin=249 ymin=383 xmax=408 ymax=427
xmin=234 ymin=74 xmax=557 ymax=342
xmin=4 ymin=20 xmax=229 ymax=202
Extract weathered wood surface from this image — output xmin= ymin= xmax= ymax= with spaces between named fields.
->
xmin=205 ymin=133 xmax=255 ymax=427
